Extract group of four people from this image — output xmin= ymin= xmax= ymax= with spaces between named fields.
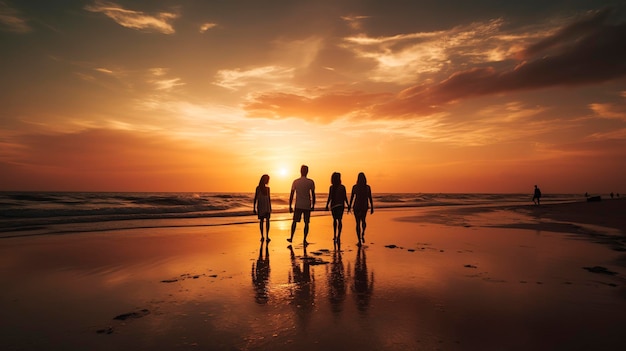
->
xmin=253 ymin=165 xmax=373 ymax=246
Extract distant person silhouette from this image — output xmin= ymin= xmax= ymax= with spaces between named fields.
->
xmin=611 ymin=192 xmax=614 ymax=199
xmin=288 ymin=165 xmax=316 ymax=245
xmin=325 ymin=172 xmax=348 ymax=242
xmin=532 ymin=185 xmax=542 ymax=205
xmin=348 ymin=172 xmax=374 ymax=246
xmin=253 ymin=174 xmax=272 ymax=242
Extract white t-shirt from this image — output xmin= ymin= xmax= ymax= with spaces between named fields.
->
xmin=292 ymin=177 xmax=315 ymax=209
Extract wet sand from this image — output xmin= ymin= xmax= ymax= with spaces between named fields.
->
xmin=1 ymin=200 xmax=625 ymax=350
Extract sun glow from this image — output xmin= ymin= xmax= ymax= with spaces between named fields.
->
xmin=278 ymin=167 xmax=288 ymax=177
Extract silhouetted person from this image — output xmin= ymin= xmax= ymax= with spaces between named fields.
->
xmin=251 ymin=241 xmax=270 ymax=304
xmin=253 ymin=174 xmax=272 ymax=242
xmin=327 ymin=241 xmax=346 ymax=314
xmin=532 ymin=185 xmax=541 ymax=205
xmin=348 ymin=172 xmax=374 ymax=246
xmin=611 ymin=192 xmax=614 ymax=199
xmin=288 ymin=165 xmax=315 ymax=245
xmin=353 ymin=246 xmax=374 ymax=313
xmin=325 ymin=172 xmax=348 ymax=242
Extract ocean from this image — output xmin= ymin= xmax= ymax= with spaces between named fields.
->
xmin=0 ymin=192 xmax=583 ymax=238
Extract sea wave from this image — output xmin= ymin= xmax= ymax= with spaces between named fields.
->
xmin=0 ymin=191 xmax=585 ymax=238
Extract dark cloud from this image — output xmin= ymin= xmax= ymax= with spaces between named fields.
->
xmin=378 ymin=9 xmax=626 ymax=117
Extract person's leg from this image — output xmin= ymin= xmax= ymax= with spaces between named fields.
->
xmin=303 ymin=210 xmax=310 ymax=245
xmin=355 ymin=215 xmax=362 ymax=245
xmin=259 ymin=219 xmax=264 ymax=241
xmin=289 ymin=210 xmax=301 ymax=243
xmin=337 ymin=218 xmax=342 ymax=241
xmin=361 ymin=213 xmax=367 ymax=241
xmin=288 ymin=220 xmax=296 ymax=242
xmin=265 ymin=218 xmax=271 ymax=241
xmin=332 ymin=218 xmax=338 ymax=240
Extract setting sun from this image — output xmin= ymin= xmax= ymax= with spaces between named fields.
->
xmin=278 ymin=167 xmax=288 ymax=178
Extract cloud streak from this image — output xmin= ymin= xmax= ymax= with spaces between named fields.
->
xmin=0 ymin=1 xmax=31 ymax=33
xmin=85 ymin=1 xmax=178 ymax=34
xmin=244 ymin=90 xmax=392 ymax=123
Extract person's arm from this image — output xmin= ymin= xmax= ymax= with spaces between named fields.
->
xmin=342 ymin=186 xmax=349 ymax=208
xmin=253 ymin=187 xmax=258 ymax=214
xmin=368 ymin=186 xmax=374 ymax=214
xmin=289 ymin=188 xmax=295 ymax=213
xmin=348 ymin=187 xmax=355 ymax=213
xmin=268 ymin=187 xmax=272 ymax=213
xmin=311 ymin=182 xmax=316 ymax=211
xmin=325 ymin=185 xmax=332 ymax=211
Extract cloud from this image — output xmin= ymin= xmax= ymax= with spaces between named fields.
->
xmin=377 ymin=9 xmax=626 ymax=117
xmin=85 ymin=0 xmax=178 ymax=34
xmin=214 ymin=66 xmax=295 ymax=91
xmin=518 ymin=8 xmax=613 ymax=59
xmin=243 ymin=90 xmax=392 ymax=123
xmin=341 ymin=19 xmax=512 ymax=84
xmin=589 ymin=102 xmax=626 ymax=121
xmin=0 ymin=1 xmax=31 ymax=33
xmin=152 ymin=78 xmax=184 ymax=91
xmin=199 ymin=22 xmax=217 ymax=33
xmin=341 ymin=15 xmax=371 ymax=31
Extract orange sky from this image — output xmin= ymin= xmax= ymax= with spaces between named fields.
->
xmin=1 ymin=1 xmax=625 ymax=193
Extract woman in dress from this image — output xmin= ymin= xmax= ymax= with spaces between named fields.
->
xmin=348 ymin=172 xmax=373 ymax=246
xmin=325 ymin=172 xmax=348 ymax=242
xmin=253 ymin=174 xmax=272 ymax=241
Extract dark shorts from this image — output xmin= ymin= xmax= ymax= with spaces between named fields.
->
xmin=258 ymin=212 xmax=270 ymax=220
xmin=353 ymin=209 xmax=368 ymax=220
xmin=331 ymin=206 xmax=344 ymax=219
xmin=293 ymin=208 xmax=311 ymax=223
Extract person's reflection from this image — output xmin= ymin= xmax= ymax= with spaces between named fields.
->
xmin=288 ymin=244 xmax=315 ymax=329
xmin=327 ymin=241 xmax=346 ymax=314
xmin=251 ymin=241 xmax=270 ymax=304
xmin=353 ymin=245 xmax=374 ymax=312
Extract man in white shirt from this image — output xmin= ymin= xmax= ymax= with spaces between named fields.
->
xmin=288 ymin=165 xmax=316 ymax=245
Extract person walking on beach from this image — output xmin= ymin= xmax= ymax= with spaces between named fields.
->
xmin=348 ymin=172 xmax=373 ymax=246
xmin=532 ymin=185 xmax=542 ymax=205
xmin=253 ymin=174 xmax=272 ymax=242
xmin=325 ymin=172 xmax=348 ymax=242
xmin=288 ymin=165 xmax=316 ymax=245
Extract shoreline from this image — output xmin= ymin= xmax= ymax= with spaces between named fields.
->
xmin=398 ymin=197 xmax=626 ymax=235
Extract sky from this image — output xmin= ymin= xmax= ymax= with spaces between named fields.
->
xmin=1 ymin=0 xmax=625 ymax=194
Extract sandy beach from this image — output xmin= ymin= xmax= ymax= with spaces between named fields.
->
xmin=1 ymin=199 xmax=625 ymax=351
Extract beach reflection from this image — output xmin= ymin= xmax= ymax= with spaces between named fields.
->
xmin=251 ymin=241 xmax=270 ymax=304
xmin=288 ymin=245 xmax=316 ymax=330
xmin=353 ymin=246 xmax=374 ymax=312
xmin=327 ymin=241 xmax=346 ymax=314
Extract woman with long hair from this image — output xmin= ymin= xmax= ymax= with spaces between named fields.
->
xmin=253 ymin=174 xmax=272 ymax=241
xmin=325 ymin=172 xmax=348 ymax=242
xmin=348 ymin=172 xmax=373 ymax=246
